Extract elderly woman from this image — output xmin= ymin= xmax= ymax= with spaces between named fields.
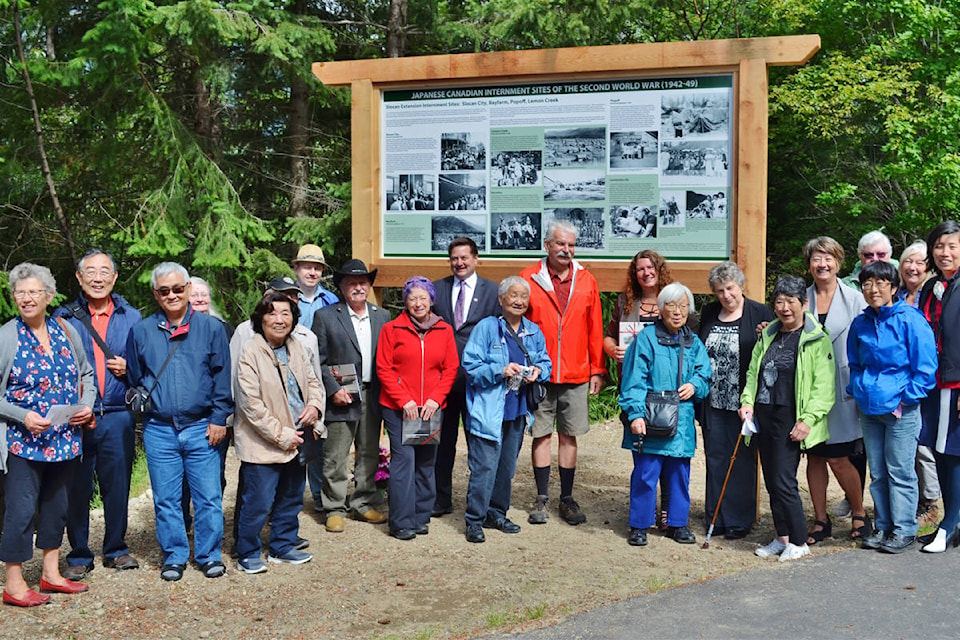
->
xmin=377 ymin=276 xmax=459 ymax=540
xmin=740 ymin=276 xmax=836 ymax=561
xmin=804 ymin=236 xmax=870 ymax=543
xmin=604 ymin=250 xmax=678 ymax=529
xmin=697 ymin=262 xmax=774 ymax=539
xmin=233 ymin=292 xmax=325 ymax=573
xmin=898 ymin=241 xmax=929 ymax=307
xmin=619 ymin=283 xmax=711 ymax=547
xmin=918 ymin=220 xmax=960 ymax=552
xmin=1 ymin=264 xmax=95 ymax=606
xmin=461 ymin=276 xmax=552 ymax=543
xmin=848 ymin=261 xmax=937 ymax=553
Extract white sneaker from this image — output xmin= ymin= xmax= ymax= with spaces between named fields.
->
xmin=755 ymin=538 xmax=787 ymax=558
xmin=832 ymin=498 xmax=851 ymax=518
xmin=921 ymin=528 xmax=948 ymax=553
xmin=778 ymin=542 xmax=810 ymax=562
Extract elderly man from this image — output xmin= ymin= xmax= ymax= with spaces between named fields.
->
xmin=127 ymin=263 xmax=232 ymax=582
xmin=431 ymin=237 xmax=501 ymax=517
xmin=312 ymin=259 xmax=391 ymax=532
xmin=842 ymin=230 xmax=899 ymax=290
xmin=54 ymin=250 xmax=142 ymax=579
xmin=520 ymin=221 xmax=605 ymax=525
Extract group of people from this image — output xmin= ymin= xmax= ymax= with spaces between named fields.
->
xmin=2 ymin=219 xmax=958 ymax=606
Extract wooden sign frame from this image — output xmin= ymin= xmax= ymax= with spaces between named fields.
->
xmin=313 ymin=36 xmax=820 ymax=294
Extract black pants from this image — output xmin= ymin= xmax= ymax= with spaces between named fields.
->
xmin=703 ymin=407 xmax=757 ymax=531
xmin=0 ymin=455 xmax=76 ymax=563
xmin=755 ymin=404 xmax=807 ymax=546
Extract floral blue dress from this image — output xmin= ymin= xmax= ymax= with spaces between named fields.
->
xmin=5 ymin=317 xmax=82 ymax=462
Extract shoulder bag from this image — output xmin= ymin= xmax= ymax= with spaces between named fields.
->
xmin=502 ymin=320 xmax=547 ymax=410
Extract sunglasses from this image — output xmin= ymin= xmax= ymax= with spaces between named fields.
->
xmin=155 ymin=284 xmax=187 ymax=297
xmin=861 ymin=251 xmax=888 ymax=260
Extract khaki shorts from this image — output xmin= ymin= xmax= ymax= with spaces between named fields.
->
xmin=529 ymin=382 xmax=591 ymax=438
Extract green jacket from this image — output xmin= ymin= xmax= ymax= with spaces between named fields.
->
xmin=740 ymin=312 xmax=836 ymax=450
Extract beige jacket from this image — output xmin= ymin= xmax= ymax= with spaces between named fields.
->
xmin=234 ymin=333 xmax=325 ymax=464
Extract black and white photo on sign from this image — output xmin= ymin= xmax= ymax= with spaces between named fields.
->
xmin=543 ymin=127 xmax=606 ymax=168
xmin=660 ymin=140 xmax=729 ymax=179
xmin=438 ymin=173 xmax=487 ymax=210
xmin=441 ymin=133 xmax=486 ymax=171
xmin=543 ymin=169 xmax=606 ymax=202
xmin=686 ymin=189 xmax=728 ymax=219
xmin=431 ymin=214 xmax=487 ymax=252
xmin=386 ymin=174 xmax=437 ymax=211
xmin=492 ymin=151 xmax=542 ymax=186
xmin=609 ymin=131 xmax=659 ymax=169
xmin=659 ymin=91 xmax=731 ymax=140
xmin=658 ymin=192 xmax=686 ymax=228
xmin=610 ymin=204 xmax=658 ymax=238
xmin=492 ymin=212 xmax=541 ymax=250
xmin=545 ymin=207 xmax=606 ymax=250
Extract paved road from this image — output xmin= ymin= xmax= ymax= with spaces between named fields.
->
xmin=491 ymin=545 xmax=959 ymax=639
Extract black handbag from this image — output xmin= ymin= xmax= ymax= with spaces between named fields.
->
xmin=621 ymin=336 xmax=684 ymax=439
xmin=503 ymin=320 xmax=546 ymax=411
xmin=125 ymin=339 xmax=182 ymax=417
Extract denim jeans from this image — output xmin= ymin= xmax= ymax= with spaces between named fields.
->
xmin=629 ymin=452 xmax=690 ymax=530
xmin=142 ymin=419 xmax=223 ymax=565
xmin=66 ymin=409 xmax=136 ymax=566
xmin=464 ymin=418 xmax=525 ymax=527
xmin=235 ymin=459 xmax=305 ymax=560
xmin=861 ymin=405 xmax=921 ymax=536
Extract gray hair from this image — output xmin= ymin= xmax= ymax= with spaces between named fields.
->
xmin=658 ymin=282 xmax=695 ymax=313
xmin=188 ymin=276 xmax=225 ymax=320
xmin=150 ymin=262 xmax=191 ymax=288
xmin=707 ymin=261 xmax=746 ymax=291
xmin=900 ymin=240 xmax=927 ymax=263
xmin=498 ymin=275 xmax=530 ymax=297
xmin=772 ymin=275 xmax=807 ymax=305
xmin=9 ymin=262 xmax=57 ymax=295
xmin=77 ymin=249 xmax=117 ymax=273
xmin=858 ymin=230 xmax=893 ymax=255
xmin=545 ymin=220 xmax=578 ymax=243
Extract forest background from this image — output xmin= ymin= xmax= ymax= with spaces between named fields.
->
xmin=2 ymin=0 xmax=959 ymax=324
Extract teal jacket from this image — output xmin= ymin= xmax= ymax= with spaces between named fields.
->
xmin=619 ymin=321 xmax=711 ymax=458
xmin=740 ymin=312 xmax=836 ymax=450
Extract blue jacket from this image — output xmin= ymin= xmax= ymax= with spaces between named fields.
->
xmin=53 ymin=293 xmax=142 ymax=413
xmin=462 ymin=316 xmax=552 ymax=443
xmin=847 ymin=301 xmax=938 ymax=415
xmin=619 ymin=321 xmax=711 ymax=458
xmin=126 ymin=307 xmax=233 ymax=427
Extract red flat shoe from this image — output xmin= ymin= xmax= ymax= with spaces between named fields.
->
xmin=39 ymin=578 xmax=89 ymax=594
xmin=3 ymin=589 xmax=52 ymax=607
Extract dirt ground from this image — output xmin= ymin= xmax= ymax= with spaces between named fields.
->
xmin=1 ymin=419 xmax=859 ymax=639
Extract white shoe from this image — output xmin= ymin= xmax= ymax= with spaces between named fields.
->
xmin=755 ymin=538 xmax=787 ymax=558
xmin=921 ymin=528 xmax=948 ymax=553
xmin=779 ymin=542 xmax=810 ymax=562
xmin=832 ymin=498 xmax=852 ymax=518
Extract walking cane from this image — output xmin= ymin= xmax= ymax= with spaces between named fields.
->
xmin=703 ymin=431 xmax=744 ymax=549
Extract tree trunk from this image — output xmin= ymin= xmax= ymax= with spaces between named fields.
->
xmin=194 ymin=74 xmax=222 ymax=159
xmin=386 ymin=0 xmax=408 ymax=58
xmin=13 ymin=3 xmax=77 ymax=267
xmin=287 ymin=73 xmax=311 ymax=218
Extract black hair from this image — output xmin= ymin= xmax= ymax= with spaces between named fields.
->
xmin=771 ymin=275 xmax=807 ymax=305
xmin=251 ymin=291 xmax=300 ymax=337
xmin=859 ymin=260 xmax=900 ymax=290
xmin=926 ymin=220 xmax=960 ymax=277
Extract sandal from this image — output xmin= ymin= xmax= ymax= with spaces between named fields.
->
xmin=807 ymin=517 xmax=832 ymax=545
xmin=851 ymin=513 xmax=872 ymax=540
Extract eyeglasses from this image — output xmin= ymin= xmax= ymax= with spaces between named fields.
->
xmin=81 ymin=268 xmax=114 ymax=279
xmin=189 ymin=291 xmax=210 ymax=300
xmin=663 ymin=302 xmax=689 ymax=312
xmin=861 ymin=280 xmax=892 ymax=292
xmin=13 ymin=289 xmax=47 ymax=300
xmin=862 ymin=251 xmax=888 ymax=260
xmin=155 ymin=284 xmax=187 ymax=297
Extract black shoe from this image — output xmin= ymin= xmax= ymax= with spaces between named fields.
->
xmin=160 ymin=564 xmax=186 ymax=582
xmin=628 ymin=528 xmax=648 ymax=547
xmin=483 ymin=517 xmax=521 ymax=534
xmin=670 ymin=526 xmax=697 ymax=544
xmin=879 ymin=534 xmax=916 ymax=554
xmin=723 ymin=527 xmax=750 ymax=540
xmin=391 ymin=528 xmax=417 ymax=541
xmin=861 ymin=529 xmax=887 ymax=550
xmin=294 ymin=537 xmax=310 ymax=551
xmin=431 ymin=505 xmax=453 ymax=518
xmin=415 ymin=523 xmax=429 ymax=535
xmin=559 ymin=498 xmax=587 ymax=526
xmin=63 ymin=563 xmax=95 ymax=580
xmin=200 ymin=561 xmax=226 ymax=579
xmin=466 ymin=524 xmax=486 ymax=543
xmin=917 ymin=530 xmax=938 ymax=545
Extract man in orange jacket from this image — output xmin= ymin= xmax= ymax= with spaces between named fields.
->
xmin=520 ymin=221 xmax=605 ymax=525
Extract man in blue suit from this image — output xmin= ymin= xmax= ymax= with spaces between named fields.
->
xmin=431 ymin=237 xmax=501 ymax=516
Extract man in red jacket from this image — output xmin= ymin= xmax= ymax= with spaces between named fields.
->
xmin=520 ymin=221 xmax=605 ymax=525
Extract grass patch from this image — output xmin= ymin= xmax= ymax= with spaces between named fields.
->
xmin=486 ymin=604 xmax=548 ymax=629
xmin=589 ymin=384 xmax=621 ymax=424
xmin=642 ymin=575 xmax=680 ymax=594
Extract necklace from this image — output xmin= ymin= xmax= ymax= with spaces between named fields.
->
xmin=637 ymin=299 xmax=658 ymax=315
